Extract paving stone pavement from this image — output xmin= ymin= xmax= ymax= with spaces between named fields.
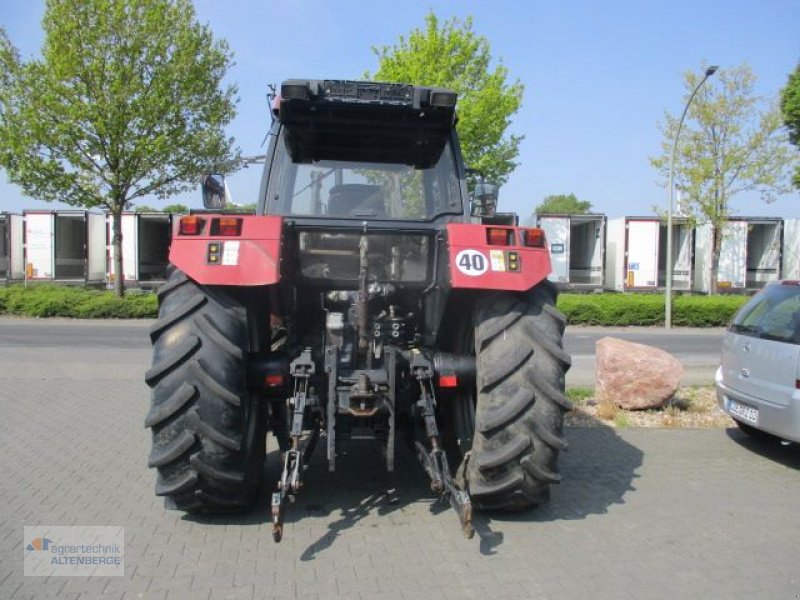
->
xmin=1 ymin=336 xmax=800 ymax=599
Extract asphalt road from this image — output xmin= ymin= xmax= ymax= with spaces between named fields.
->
xmin=0 ymin=318 xmax=725 ymax=386
xmin=0 ymin=318 xmax=149 ymax=349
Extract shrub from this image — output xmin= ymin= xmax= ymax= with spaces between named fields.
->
xmin=557 ymin=293 xmax=748 ymax=327
xmin=0 ymin=284 xmax=158 ymax=318
xmin=0 ymin=285 xmax=752 ymax=325
xmin=672 ymin=295 xmax=748 ymax=327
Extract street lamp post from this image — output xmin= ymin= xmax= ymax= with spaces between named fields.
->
xmin=665 ymin=65 xmax=718 ymax=329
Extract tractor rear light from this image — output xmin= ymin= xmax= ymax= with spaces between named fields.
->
xmin=439 ymin=374 xmax=458 ymax=388
xmin=430 ymin=90 xmax=457 ymax=107
xmin=523 ymin=228 xmax=546 ymax=248
xmin=486 ymin=227 xmax=513 ymax=246
xmin=179 ymin=216 xmax=204 ymax=235
xmin=213 ymin=217 xmax=242 ymax=236
xmin=264 ymin=374 xmax=285 ymax=388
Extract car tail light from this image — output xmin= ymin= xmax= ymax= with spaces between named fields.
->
xmin=179 ymin=216 xmax=204 ymax=235
xmin=523 ymin=228 xmax=545 ymax=247
xmin=213 ymin=217 xmax=242 ymax=236
xmin=486 ymin=228 xmax=513 ymax=246
xmin=438 ymin=374 xmax=458 ymax=388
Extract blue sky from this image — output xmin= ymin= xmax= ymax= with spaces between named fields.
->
xmin=2 ymin=0 xmax=799 ymax=219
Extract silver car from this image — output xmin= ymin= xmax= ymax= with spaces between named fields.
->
xmin=716 ymin=280 xmax=800 ymax=443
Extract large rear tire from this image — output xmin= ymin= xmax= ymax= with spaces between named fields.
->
xmin=144 ymin=266 xmax=266 ymax=513
xmin=465 ymin=282 xmax=572 ymax=510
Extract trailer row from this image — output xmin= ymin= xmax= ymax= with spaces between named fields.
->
xmin=0 ymin=210 xmax=797 ymax=292
xmin=0 ymin=211 xmax=172 ymax=285
xmin=537 ymin=214 xmax=796 ymax=292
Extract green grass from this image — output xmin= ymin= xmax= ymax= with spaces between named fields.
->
xmin=0 ymin=284 xmax=158 ymax=318
xmin=614 ymin=412 xmax=630 ymax=428
xmin=557 ymin=293 xmax=748 ymax=327
xmin=566 ymin=387 xmax=595 ymax=406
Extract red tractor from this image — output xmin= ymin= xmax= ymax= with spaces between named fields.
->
xmin=145 ymin=80 xmax=571 ymax=541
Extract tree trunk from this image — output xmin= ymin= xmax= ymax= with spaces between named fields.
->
xmin=709 ymin=223 xmax=722 ymax=295
xmin=112 ymin=207 xmax=125 ymax=297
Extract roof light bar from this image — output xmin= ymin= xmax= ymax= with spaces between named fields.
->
xmin=430 ymin=90 xmax=457 ymax=107
xmin=280 ymin=82 xmax=310 ymax=100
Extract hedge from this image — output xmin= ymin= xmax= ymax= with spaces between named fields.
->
xmin=0 ymin=284 xmax=157 ymax=318
xmin=557 ymin=293 xmax=749 ymax=327
xmin=0 ymin=284 xmax=750 ymax=325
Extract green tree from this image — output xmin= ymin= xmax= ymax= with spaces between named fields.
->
xmin=230 ymin=202 xmax=257 ymax=212
xmin=162 ymin=203 xmax=190 ymax=214
xmin=0 ymin=0 xmax=239 ymax=296
xmin=0 ymin=29 xmax=17 ymax=98
xmin=535 ymin=193 xmax=592 ymax=215
xmin=367 ymin=12 xmax=524 ymax=187
xmin=781 ymin=62 xmax=800 ymax=188
xmin=134 ymin=204 xmax=157 ymax=213
xmin=650 ymin=64 xmax=796 ymax=294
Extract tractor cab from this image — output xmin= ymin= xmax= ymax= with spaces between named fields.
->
xmin=262 ymin=79 xmax=467 ymax=224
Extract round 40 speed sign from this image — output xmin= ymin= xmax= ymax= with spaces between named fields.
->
xmin=454 ymin=249 xmax=488 ymax=277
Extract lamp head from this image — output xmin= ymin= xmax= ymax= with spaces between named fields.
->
xmin=705 ymin=65 xmax=719 ymax=77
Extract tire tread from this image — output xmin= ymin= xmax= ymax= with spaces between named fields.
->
xmin=466 ymin=282 xmax=571 ymax=510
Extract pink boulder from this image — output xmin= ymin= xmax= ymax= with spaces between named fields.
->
xmin=595 ymin=337 xmax=684 ymax=410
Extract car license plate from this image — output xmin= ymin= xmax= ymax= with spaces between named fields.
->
xmin=728 ymin=399 xmax=758 ymax=424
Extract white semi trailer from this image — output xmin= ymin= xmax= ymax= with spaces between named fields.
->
xmin=694 ymin=217 xmax=783 ymax=291
xmin=0 ymin=214 xmax=6 ymax=279
xmin=605 ymin=217 xmax=694 ymax=291
xmin=3 ymin=214 xmax=25 ymax=281
xmin=23 ymin=210 xmax=106 ymax=282
xmin=536 ymin=214 xmax=605 ymax=288
xmin=782 ymin=219 xmax=800 ymax=280
xmin=107 ymin=212 xmax=172 ymax=285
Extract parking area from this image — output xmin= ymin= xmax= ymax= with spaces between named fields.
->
xmin=1 ymin=322 xmax=800 ymax=599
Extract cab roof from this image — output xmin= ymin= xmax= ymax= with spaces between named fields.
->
xmin=276 ymin=79 xmax=458 ymax=168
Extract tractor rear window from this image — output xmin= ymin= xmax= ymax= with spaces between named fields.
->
xmin=265 ymin=128 xmax=462 ymax=221
xmin=297 ymin=232 xmax=430 ymax=284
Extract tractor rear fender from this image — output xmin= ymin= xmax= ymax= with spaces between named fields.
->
xmin=447 ymin=223 xmax=551 ymax=291
xmin=169 ymin=214 xmax=282 ymax=286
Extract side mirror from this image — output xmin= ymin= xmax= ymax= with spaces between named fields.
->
xmin=470 ymin=182 xmax=499 ymax=217
xmin=202 ymin=174 xmax=228 ymax=209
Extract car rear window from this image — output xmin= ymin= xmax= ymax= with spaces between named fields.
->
xmin=730 ymin=283 xmax=800 ymax=345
